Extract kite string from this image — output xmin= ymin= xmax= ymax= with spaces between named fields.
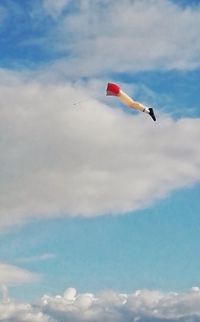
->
xmin=72 ymin=98 xmax=90 ymax=106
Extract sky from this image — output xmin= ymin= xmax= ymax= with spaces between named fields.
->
xmin=0 ymin=0 xmax=200 ymax=321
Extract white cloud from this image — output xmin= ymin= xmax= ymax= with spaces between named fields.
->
xmin=2 ymin=1 xmax=200 ymax=75
xmin=0 ymin=263 xmax=39 ymax=287
xmin=0 ymin=302 xmax=50 ymax=322
xmin=1 ymin=287 xmax=200 ymax=321
xmin=43 ymin=0 xmax=200 ymax=77
xmin=0 ymin=70 xmax=200 ymax=227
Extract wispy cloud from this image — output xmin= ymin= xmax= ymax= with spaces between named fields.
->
xmin=16 ymin=253 xmax=55 ymax=264
xmin=1 ymin=287 xmax=200 ymax=321
xmin=0 ymin=70 xmax=200 ymax=227
xmin=1 ymin=0 xmax=200 ymax=74
xmin=0 ymin=262 xmax=39 ymax=287
xmin=39 ymin=0 xmax=200 ymax=76
xmin=42 ymin=0 xmax=71 ymax=18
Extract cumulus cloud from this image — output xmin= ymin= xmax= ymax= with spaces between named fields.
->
xmin=43 ymin=0 xmax=200 ymax=77
xmin=0 ymin=301 xmax=49 ymax=322
xmin=1 ymin=287 xmax=200 ymax=321
xmin=0 ymin=70 xmax=200 ymax=227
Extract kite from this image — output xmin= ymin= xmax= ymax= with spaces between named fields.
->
xmin=106 ymin=82 xmax=156 ymax=121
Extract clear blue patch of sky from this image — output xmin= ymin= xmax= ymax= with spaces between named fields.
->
xmin=1 ymin=183 xmax=200 ymax=301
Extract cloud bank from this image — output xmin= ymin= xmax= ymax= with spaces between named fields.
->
xmin=1 ymin=287 xmax=200 ymax=321
xmin=0 ymin=70 xmax=200 ymax=227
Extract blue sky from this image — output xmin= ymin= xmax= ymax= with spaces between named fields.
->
xmin=1 ymin=185 xmax=200 ymax=302
xmin=0 ymin=0 xmax=200 ymax=321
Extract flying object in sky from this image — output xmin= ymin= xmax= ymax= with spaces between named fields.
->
xmin=106 ymin=82 xmax=156 ymax=121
